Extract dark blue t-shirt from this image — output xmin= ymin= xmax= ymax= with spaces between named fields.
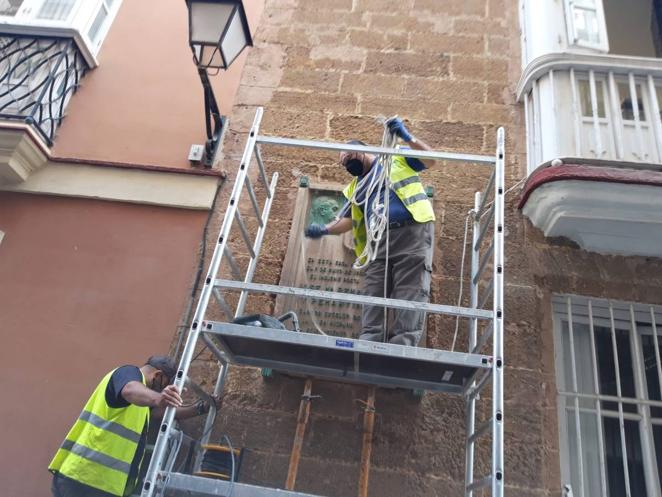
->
xmin=104 ymin=365 xmax=148 ymax=490
xmin=343 ymin=155 xmax=426 ymax=223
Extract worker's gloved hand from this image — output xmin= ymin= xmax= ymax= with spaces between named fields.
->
xmin=387 ymin=117 xmax=413 ymax=142
xmin=305 ymin=223 xmax=328 ymax=239
xmin=196 ymin=395 xmax=223 ymax=416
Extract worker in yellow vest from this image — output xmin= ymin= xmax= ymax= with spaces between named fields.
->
xmin=49 ymin=356 xmax=216 ymax=497
xmin=305 ymin=118 xmax=435 ymax=346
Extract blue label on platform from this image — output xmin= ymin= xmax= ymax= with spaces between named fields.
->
xmin=335 ymin=339 xmax=354 ymax=349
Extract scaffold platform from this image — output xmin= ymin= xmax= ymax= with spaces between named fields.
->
xmin=140 ymin=107 xmax=506 ymax=497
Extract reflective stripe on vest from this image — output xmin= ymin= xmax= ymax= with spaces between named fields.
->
xmin=78 ymin=410 xmax=142 ymax=444
xmin=60 ymin=440 xmax=132 ymax=474
xmin=49 ymin=369 xmax=149 ymax=497
xmin=343 ymin=155 xmax=435 ymax=260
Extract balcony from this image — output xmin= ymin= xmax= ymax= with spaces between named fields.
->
xmin=0 ymin=33 xmax=88 ymax=184
xmin=517 ymin=53 xmax=662 ymax=258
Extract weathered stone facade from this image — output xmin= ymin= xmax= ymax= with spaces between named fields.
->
xmin=181 ymin=1 xmax=662 ymax=496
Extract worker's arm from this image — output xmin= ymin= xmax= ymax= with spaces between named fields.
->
xmin=152 ymin=396 xmax=222 ymax=421
xmin=406 ymin=135 xmax=435 ymax=169
xmin=388 ymin=118 xmax=435 ymax=169
xmin=326 ymin=216 xmax=352 ymax=235
xmin=121 ymin=382 xmax=183 ymax=409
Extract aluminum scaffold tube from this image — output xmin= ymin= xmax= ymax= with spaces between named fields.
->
xmin=492 ymin=127 xmax=506 ymax=497
xmin=140 ymin=107 xmax=506 ymax=497
xmin=140 ymin=108 xmax=266 ymax=497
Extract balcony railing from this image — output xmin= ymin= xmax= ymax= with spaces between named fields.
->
xmin=517 ymin=53 xmax=662 ymax=173
xmin=0 ymin=34 xmax=88 ymax=145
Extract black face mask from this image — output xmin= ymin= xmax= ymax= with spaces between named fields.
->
xmin=345 ymin=158 xmax=363 ymax=176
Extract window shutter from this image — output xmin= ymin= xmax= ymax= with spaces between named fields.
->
xmin=564 ymin=0 xmax=609 ymax=51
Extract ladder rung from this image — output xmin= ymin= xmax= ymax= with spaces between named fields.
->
xmin=212 ymin=288 xmax=234 ymax=320
xmin=478 ymin=278 xmax=494 ymax=309
xmin=466 ymin=476 xmax=492 ymax=492
xmin=234 ymin=210 xmax=256 ymax=258
xmin=473 ymin=241 xmax=494 ymax=284
xmin=477 ymin=170 xmax=495 ymax=217
xmin=255 ymin=146 xmax=271 ymax=196
xmin=472 ymin=323 xmax=494 ymax=354
xmin=474 ymin=203 xmax=494 ymax=251
xmin=244 ymin=177 xmax=264 ymax=227
xmin=468 ymin=418 xmax=493 ymax=444
xmin=467 ymin=368 xmax=492 ymax=400
xmin=223 ymin=246 xmax=242 ymax=280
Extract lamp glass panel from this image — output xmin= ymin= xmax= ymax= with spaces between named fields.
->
xmin=220 ymin=9 xmax=248 ymax=66
xmin=200 ymin=45 xmax=225 ymax=68
xmin=190 ymin=2 xmax=234 ymax=45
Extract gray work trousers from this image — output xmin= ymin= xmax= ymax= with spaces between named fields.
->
xmin=51 ymin=474 xmax=115 ymax=497
xmin=359 ymin=221 xmax=433 ymax=346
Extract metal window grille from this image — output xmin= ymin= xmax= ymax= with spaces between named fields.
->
xmin=0 ymin=35 xmax=88 ymax=144
xmin=553 ymin=295 xmax=662 ymax=497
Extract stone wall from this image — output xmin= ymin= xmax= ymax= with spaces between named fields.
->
xmin=181 ymin=1 xmax=662 ymax=496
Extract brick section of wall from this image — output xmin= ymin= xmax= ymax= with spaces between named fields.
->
xmin=184 ymin=0 xmax=662 ymax=496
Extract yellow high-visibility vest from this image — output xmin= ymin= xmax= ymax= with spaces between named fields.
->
xmin=49 ymin=369 xmax=150 ymax=496
xmin=343 ymin=155 xmax=435 ymax=265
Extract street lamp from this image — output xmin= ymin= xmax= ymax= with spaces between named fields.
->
xmin=185 ymin=0 xmax=253 ymax=167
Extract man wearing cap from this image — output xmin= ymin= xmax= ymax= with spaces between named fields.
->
xmin=305 ymin=118 xmax=435 ymax=347
xmin=49 ymin=356 xmax=214 ymax=497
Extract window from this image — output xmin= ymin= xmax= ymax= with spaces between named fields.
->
xmin=604 ymin=0 xmax=662 ymax=57
xmin=0 ymin=0 xmax=24 ymax=16
xmin=617 ymin=82 xmax=647 ymax=121
xmin=0 ymin=0 xmax=123 ymax=58
xmin=87 ymin=0 xmax=114 ymax=45
xmin=36 ymin=0 xmax=75 ymax=21
xmin=553 ymin=295 xmax=662 ymax=497
xmin=564 ymin=0 xmax=609 ymax=51
xmin=565 ymin=0 xmax=662 ymax=57
xmin=578 ymin=79 xmax=607 ymax=118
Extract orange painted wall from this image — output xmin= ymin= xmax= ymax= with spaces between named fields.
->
xmin=52 ymin=0 xmax=264 ymax=169
xmin=0 ymin=193 xmax=208 ymax=497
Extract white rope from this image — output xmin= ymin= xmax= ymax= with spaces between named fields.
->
xmin=451 ymin=210 xmax=473 ymax=351
xmin=480 ymin=177 xmax=526 ymax=220
xmin=342 ymin=118 xmax=397 ymax=271
xmin=451 ymin=177 xmax=525 ymax=350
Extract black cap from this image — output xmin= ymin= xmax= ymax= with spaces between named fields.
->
xmin=146 ymin=355 xmax=177 ymax=382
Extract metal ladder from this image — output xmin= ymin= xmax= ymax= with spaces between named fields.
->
xmin=139 ymin=107 xmax=505 ymax=497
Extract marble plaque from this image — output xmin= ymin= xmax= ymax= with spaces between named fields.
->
xmin=276 ymin=182 xmax=362 ymax=338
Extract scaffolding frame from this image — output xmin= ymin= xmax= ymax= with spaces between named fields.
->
xmin=140 ymin=107 xmax=505 ymax=497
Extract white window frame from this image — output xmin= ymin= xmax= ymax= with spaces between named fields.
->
xmin=0 ymin=0 xmax=123 ymax=67
xmin=563 ymin=0 xmax=610 ymax=52
xmin=553 ymin=294 xmax=662 ymax=497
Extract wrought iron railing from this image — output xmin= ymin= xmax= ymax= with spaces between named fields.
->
xmin=0 ymin=34 xmax=88 ymax=145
